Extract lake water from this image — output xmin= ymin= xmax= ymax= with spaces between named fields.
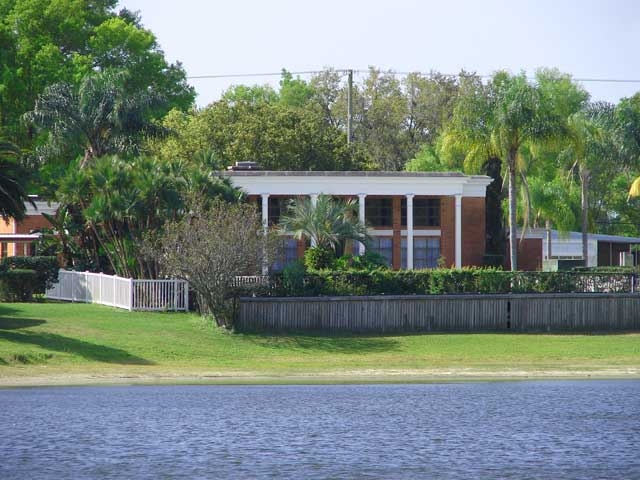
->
xmin=1 ymin=380 xmax=639 ymax=479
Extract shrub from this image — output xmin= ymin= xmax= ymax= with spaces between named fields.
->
xmin=304 ymin=246 xmax=335 ymax=270
xmin=1 ymin=256 xmax=59 ymax=294
xmin=282 ymin=260 xmax=306 ymax=296
xmin=264 ymin=266 xmax=633 ymax=297
xmin=0 ymin=269 xmax=37 ymax=301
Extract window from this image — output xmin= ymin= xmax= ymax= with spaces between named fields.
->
xmin=369 ymin=237 xmax=393 ymax=267
xmin=256 ymin=197 xmax=292 ymax=226
xmin=366 ymin=198 xmax=393 ymax=227
xmin=401 ymin=198 xmax=440 ymax=227
xmin=401 ymin=237 xmax=440 ymax=269
xmin=271 ymin=238 xmax=298 ymax=272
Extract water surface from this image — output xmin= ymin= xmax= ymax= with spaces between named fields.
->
xmin=1 ymin=380 xmax=639 ymax=479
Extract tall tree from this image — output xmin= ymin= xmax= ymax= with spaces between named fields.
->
xmin=25 ymin=70 xmax=166 ymax=168
xmin=559 ymin=107 xmax=609 ymax=263
xmin=443 ymin=71 xmax=563 ymax=270
xmin=151 ymin=90 xmax=362 ymax=171
xmin=0 ymin=0 xmax=194 ymax=146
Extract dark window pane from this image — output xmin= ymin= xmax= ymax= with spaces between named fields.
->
xmin=401 ymin=198 xmax=440 ymax=227
xmin=366 ymin=198 xmax=393 ymax=227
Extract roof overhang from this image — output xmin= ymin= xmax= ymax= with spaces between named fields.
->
xmin=221 ymin=171 xmax=492 ymax=198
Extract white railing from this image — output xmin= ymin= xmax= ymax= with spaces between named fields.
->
xmin=232 ymin=275 xmax=270 ymax=287
xmin=46 ymin=270 xmax=189 ymax=312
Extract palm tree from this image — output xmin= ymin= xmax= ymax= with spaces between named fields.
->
xmin=0 ymin=140 xmax=35 ymax=222
xmin=442 ymin=72 xmax=563 ymax=270
xmin=559 ymin=108 xmax=608 ymax=264
xmin=279 ymin=194 xmax=368 ymax=257
xmin=24 ymin=70 xmax=166 ymax=168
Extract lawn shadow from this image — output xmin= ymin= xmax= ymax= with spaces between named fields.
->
xmin=0 ymin=317 xmax=46 ymax=330
xmin=0 ymin=329 xmax=154 ymax=365
xmin=0 ymin=304 xmax=20 ymax=318
xmin=240 ymin=331 xmax=401 ymax=354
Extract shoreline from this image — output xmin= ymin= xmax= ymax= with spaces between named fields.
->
xmin=2 ymin=367 xmax=639 ymax=388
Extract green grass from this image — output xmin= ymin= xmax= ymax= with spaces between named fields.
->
xmin=0 ymin=302 xmax=638 ymax=384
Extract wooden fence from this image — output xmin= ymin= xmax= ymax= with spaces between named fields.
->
xmin=236 ymin=294 xmax=640 ymax=333
xmin=46 ymin=270 xmax=189 ymax=311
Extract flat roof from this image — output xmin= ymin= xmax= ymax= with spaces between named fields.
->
xmin=521 ymin=228 xmax=640 ymax=244
xmin=223 ymin=170 xmax=475 ymax=178
xmin=221 ymin=170 xmax=492 ymax=198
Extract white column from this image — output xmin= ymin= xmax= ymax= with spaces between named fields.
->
xmin=358 ymin=193 xmax=366 ymax=255
xmin=406 ymin=194 xmax=414 ymax=270
xmin=309 ymin=194 xmax=319 ymax=247
xmin=261 ymin=194 xmax=270 ymax=231
xmin=261 ymin=194 xmax=270 ymax=274
xmin=455 ymin=194 xmax=462 ymax=269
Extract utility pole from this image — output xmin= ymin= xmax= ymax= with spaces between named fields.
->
xmin=347 ymin=69 xmax=353 ymax=144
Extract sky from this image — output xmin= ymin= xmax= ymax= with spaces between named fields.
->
xmin=117 ymin=0 xmax=640 ymax=108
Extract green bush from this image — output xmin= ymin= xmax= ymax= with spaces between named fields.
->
xmin=1 ymin=256 xmax=59 ymax=294
xmin=0 ymin=269 xmax=37 ymax=301
xmin=303 ymin=246 xmax=335 ymax=270
xmin=282 ymin=260 xmax=306 ymax=296
xmin=264 ymin=266 xmax=635 ymax=297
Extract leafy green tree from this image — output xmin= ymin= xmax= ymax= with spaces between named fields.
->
xmin=24 ymin=70 xmax=166 ymax=167
xmin=279 ymin=69 xmax=315 ymax=108
xmin=152 ymin=96 xmax=361 ymax=171
xmin=0 ymin=140 xmax=34 ymax=222
xmin=278 ymin=194 xmax=368 ymax=260
xmin=55 ymin=155 xmax=240 ymax=277
xmin=0 ymin=0 xmax=193 ymax=146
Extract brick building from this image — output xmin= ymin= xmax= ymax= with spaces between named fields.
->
xmin=223 ymin=170 xmax=492 ymax=270
xmin=0 ymin=198 xmax=57 ymax=258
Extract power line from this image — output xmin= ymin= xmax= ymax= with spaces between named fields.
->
xmin=187 ymin=70 xmax=640 ymax=84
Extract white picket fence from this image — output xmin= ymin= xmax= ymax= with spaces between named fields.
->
xmin=46 ymin=270 xmax=189 ymax=312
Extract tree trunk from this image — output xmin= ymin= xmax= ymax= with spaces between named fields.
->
xmin=507 ymin=149 xmax=518 ymax=271
xmin=580 ymin=167 xmax=590 ymax=267
xmin=545 ymin=219 xmax=552 ymax=260
xmin=483 ymin=157 xmax=506 ymax=258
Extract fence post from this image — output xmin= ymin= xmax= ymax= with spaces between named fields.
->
xmin=184 ymin=281 xmax=189 ymax=312
xmin=173 ymin=280 xmax=178 ymax=310
xmin=128 ymin=278 xmax=134 ymax=311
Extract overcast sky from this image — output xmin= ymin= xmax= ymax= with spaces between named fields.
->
xmin=118 ymin=0 xmax=640 ymax=107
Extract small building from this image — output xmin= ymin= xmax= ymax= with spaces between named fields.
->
xmin=0 ymin=197 xmax=58 ymax=258
xmin=222 ymin=170 xmax=492 ymax=270
xmin=517 ymin=228 xmax=640 ymax=270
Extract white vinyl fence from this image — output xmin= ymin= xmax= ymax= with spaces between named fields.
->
xmin=46 ymin=270 xmax=189 ymax=312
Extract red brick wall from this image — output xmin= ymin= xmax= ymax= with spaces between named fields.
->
xmin=440 ymin=197 xmax=455 ymax=267
xmin=461 ymin=197 xmax=486 ymax=267
xmin=1 ymin=214 xmax=53 ymax=257
xmin=505 ymin=238 xmax=542 ymax=271
xmin=14 ymin=215 xmax=52 ymax=234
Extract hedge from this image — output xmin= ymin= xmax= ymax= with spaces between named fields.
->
xmin=264 ymin=267 xmax=636 ymax=297
xmin=1 ymin=256 xmax=59 ymax=294
xmin=0 ymin=269 xmax=37 ymax=301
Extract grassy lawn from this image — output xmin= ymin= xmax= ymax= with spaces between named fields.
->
xmin=0 ymin=302 xmax=639 ymax=385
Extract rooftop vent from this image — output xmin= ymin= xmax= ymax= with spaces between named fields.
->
xmin=227 ymin=161 xmax=262 ymax=171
